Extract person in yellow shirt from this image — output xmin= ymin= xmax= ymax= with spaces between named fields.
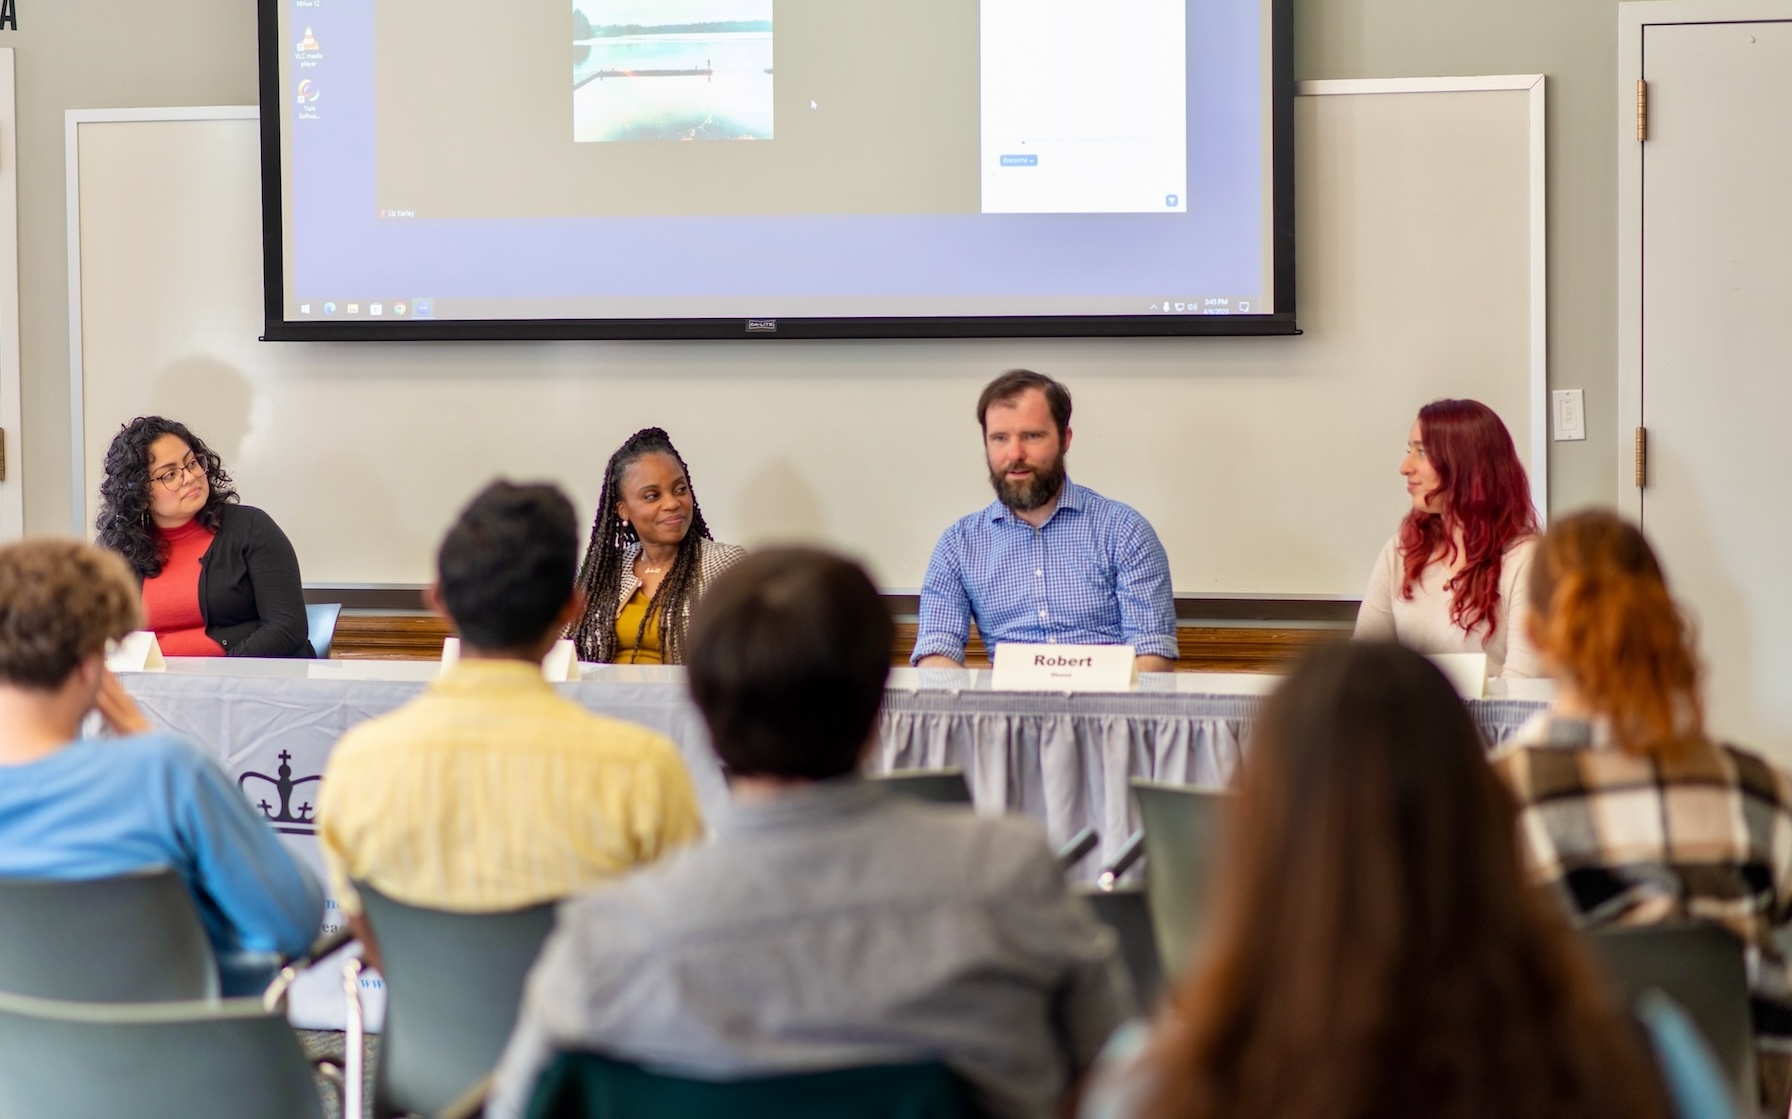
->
xmin=317 ymin=481 xmax=703 ymax=958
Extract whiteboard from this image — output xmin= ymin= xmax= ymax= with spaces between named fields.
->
xmin=67 ymin=78 xmax=1545 ymax=594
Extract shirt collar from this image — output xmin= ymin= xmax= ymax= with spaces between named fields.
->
xmin=713 ymin=774 xmax=891 ymax=836
xmin=986 ymin=478 xmax=1084 ymax=525
xmin=432 ymin=658 xmax=553 ymax=696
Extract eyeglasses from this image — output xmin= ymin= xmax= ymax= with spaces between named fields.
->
xmin=150 ymin=457 xmax=205 ymax=491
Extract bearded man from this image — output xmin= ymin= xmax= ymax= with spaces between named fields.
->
xmin=911 ymin=370 xmax=1178 ymax=672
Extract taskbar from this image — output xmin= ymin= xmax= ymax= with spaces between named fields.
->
xmin=286 ymin=294 xmax=1270 ymax=323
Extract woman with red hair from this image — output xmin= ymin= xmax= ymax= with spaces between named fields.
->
xmin=1354 ymin=399 xmax=1541 ymax=677
xmin=1494 ymin=509 xmax=1792 ymax=1114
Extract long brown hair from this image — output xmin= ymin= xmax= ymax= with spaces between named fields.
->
xmin=1398 ymin=399 xmax=1539 ymax=638
xmin=1141 ymin=641 xmax=1664 ymax=1119
xmin=1528 ymin=510 xmax=1704 ymax=759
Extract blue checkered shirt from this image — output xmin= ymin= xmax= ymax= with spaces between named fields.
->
xmin=912 ymin=480 xmax=1178 ymax=664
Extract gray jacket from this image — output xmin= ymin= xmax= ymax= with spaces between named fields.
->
xmin=488 ymin=779 xmax=1133 ymax=1118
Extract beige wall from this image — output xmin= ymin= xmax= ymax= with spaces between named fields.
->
xmin=14 ymin=0 xmax=1621 ymax=539
xmin=15 ymin=2 xmax=259 ymax=535
xmin=1297 ymin=0 xmax=1622 ymax=517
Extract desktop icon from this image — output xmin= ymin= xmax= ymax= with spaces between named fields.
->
xmin=393 ymin=301 xmax=407 ymax=316
xmin=370 ymin=302 xmax=383 ymax=316
xmin=1174 ymin=302 xmax=1185 ymax=312
xmin=299 ymin=304 xmax=311 ymax=315
xmin=297 ymin=26 xmax=320 ymax=52
xmin=346 ymin=303 xmax=359 ymax=314
xmin=296 ymin=80 xmax=320 ymax=104
xmin=412 ymin=298 xmax=434 ymax=320
xmin=323 ymin=302 xmax=336 ymax=316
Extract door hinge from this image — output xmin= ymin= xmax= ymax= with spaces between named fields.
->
xmin=1634 ymin=426 xmax=1647 ymax=488
xmin=1637 ymin=79 xmax=1648 ymax=142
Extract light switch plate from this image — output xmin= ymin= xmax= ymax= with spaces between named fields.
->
xmin=1552 ymin=389 xmax=1586 ymax=441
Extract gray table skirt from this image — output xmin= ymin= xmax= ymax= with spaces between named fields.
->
xmin=881 ymin=690 xmax=1546 ymax=873
xmin=120 ymin=672 xmax=1545 ymax=882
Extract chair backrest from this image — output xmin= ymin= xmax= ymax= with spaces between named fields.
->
xmin=1634 ymin=990 xmax=1746 ymax=1119
xmin=1587 ymin=923 xmax=1757 ymax=1105
xmin=875 ymin=768 xmax=973 ymax=806
xmin=306 ymin=602 xmax=343 ymax=659
xmin=1077 ymin=885 xmax=1164 ymax=1010
xmin=357 ymin=881 xmax=559 ymax=1116
xmin=527 ymin=1051 xmax=971 ymax=1119
xmin=1132 ymin=781 xmax=1230 ymax=981
xmin=0 ymin=869 xmax=218 ymax=1001
xmin=0 ymin=990 xmax=324 ymax=1119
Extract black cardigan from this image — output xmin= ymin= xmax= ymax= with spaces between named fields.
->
xmin=194 ymin=504 xmax=314 ymax=658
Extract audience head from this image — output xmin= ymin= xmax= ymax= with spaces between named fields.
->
xmin=435 ymin=480 xmax=580 ymax=655
xmin=572 ymin=427 xmax=714 ymax=664
xmin=1397 ymin=399 xmax=1538 ymax=636
xmin=95 ymin=416 xmax=240 ymax=580
xmin=977 ymin=369 xmax=1073 ymax=512
xmin=1528 ymin=509 xmax=1703 ymax=756
xmin=0 ymin=539 xmax=140 ymax=693
xmin=686 ymin=548 xmax=893 ymax=782
xmin=1143 ymin=640 xmax=1662 ymax=1119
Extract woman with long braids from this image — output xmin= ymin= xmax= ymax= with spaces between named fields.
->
xmin=95 ymin=416 xmax=313 ymax=658
xmin=1354 ymin=398 xmax=1542 ymax=677
xmin=571 ymin=428 xmax=744 ymax=665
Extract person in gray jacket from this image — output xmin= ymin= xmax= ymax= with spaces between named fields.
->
xmin=490 ymin=547 xmax=1132 ymax=1119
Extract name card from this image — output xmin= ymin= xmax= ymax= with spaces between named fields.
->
xmin=441 ymin=637 xmax=579 ymax=683
xmin=1426 ymin=652 xmax=1488 ymax=700
xmin=106 ymin=631 xmax=166 ymax=673
xmin=991 ymin=643 xmax=1137 ymax=693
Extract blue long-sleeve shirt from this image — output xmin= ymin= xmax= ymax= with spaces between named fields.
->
xmin=0 ymin=733 xmax=323 ymax=959
xmin=912 ymin=480 xmax=1178 ymax=664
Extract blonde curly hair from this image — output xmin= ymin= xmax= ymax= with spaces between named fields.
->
xmin=0 ymin=538 xmax=140 ymax=689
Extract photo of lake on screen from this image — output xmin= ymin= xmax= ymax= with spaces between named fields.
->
xmin=573 ymin=0 xmax=773 ymax=142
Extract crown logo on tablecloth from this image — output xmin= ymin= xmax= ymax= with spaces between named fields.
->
xmin=239 ymin=750 xmax=322 ymax=836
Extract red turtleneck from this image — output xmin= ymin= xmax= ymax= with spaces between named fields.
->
xmin=141 ymin=519 xmax=226 ymax=656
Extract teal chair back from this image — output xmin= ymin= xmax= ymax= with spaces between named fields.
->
xmin=874 ymin=769 xmax=972 ymax=805
xmin=1078 ymin=885 xmax=1165 ymax=1010
xmin=0 ymin=869 xmax=218 ymax=1001
xmin=357 ymin=881 xmax=558 ymax=1117
xmin=1131 ymin=781 xmax=1230 ymax=981
xmin=526 ymin=1052 xmax=971 ymax=1119
xmin=0 ymin=990 xmax=326 ymax=1119
xmin=1588 ymin=923 xmax=1756 ymax=1105
xmin=306 ymin=602 xmax=343 ymax=659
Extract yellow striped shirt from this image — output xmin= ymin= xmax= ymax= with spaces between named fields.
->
xmin=317 ymin=659 xmax=703 ymax=914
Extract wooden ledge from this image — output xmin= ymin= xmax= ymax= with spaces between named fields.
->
xmin=331 ymin=614 xmax=1346 ymax=672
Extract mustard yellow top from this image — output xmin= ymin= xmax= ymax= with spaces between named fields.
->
xmin=317 ymin=659 xmax=702 ymax=914
xmin=615 ymin=588 xmax=664 ymax=665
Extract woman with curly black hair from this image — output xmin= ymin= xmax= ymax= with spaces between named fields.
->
xmin=95 ymin=416 xmax=313 ymax=658
xmin=570 ymin=428 xmax=744 ymax=665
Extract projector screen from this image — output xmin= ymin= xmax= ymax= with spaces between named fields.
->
xmin=258 ymin=0 xmax=1292 ymax=340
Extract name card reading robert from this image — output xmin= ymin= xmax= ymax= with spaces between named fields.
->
xmin=991 ymin=643 xmax=1137 ymax=693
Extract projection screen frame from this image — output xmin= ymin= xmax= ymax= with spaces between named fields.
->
xmin=255 ymin=0 xmax=1296 ymax=342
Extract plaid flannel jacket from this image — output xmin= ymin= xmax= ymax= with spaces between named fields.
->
xmin=1492 ymin=714 xmax=1792 ymax=1040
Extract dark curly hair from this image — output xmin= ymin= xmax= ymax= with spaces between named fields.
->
xmin=95 ymin=416 xmax=239 ymax=580
xmin=570 ymin=428 xmax=712 ymax=664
